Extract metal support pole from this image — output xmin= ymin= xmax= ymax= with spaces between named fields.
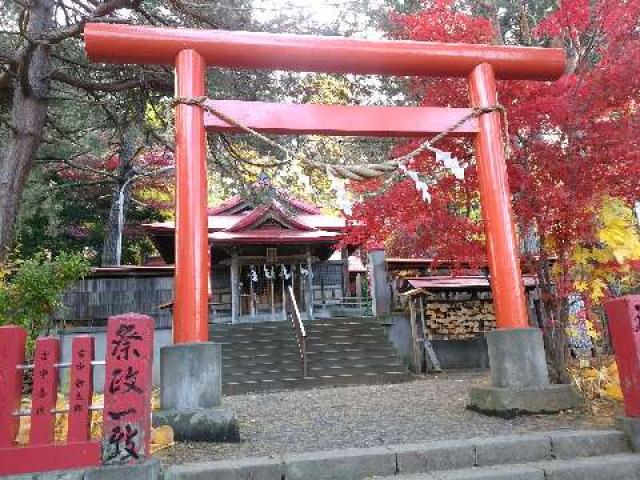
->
xmin=341 ymin=247 xmax=349 ymax=297
xmin=468 ymin=63 xmax=528 ymax=330
xmin=230 ymin=250 xmax=239 ymax=324
xmin=306 ymin=247 xmax=314 ymax=320
xmin=174 ymin=49 xmax=209 ymax=343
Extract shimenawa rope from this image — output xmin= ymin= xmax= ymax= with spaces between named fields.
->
xmin=172 ymin=96 xmax=511 ymax=182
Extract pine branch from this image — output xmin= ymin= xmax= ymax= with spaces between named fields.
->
xmin=39 ymin=0 xmax=140 ymax=45
xmin=50 ymin=70 xmax=172 ymax=94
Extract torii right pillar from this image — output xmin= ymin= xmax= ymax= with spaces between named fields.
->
xmin=467 ymin=63 xmax=579 ymax=415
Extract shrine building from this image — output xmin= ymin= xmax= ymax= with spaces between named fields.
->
xmin=143 ymin=184 xmax=352 ymax=324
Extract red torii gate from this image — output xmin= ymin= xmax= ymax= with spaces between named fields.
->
xmin=85 ymin=24 xmax=565 ymax=345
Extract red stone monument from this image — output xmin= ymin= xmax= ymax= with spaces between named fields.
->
xmin=605 ymin=296 xmax=640 ymax=451
xmin=102 ymin=314 xmax=155 ymax=464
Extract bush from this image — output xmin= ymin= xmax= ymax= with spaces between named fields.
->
xmin=0 ymin=251 xmax=91 ymax=352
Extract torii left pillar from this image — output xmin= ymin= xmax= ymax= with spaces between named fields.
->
xmin=154 ymin=49 xmax=239 ymax=442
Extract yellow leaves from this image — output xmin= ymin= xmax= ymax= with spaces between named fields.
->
xmin=602 ymin=384 xmax=624 ymax=402
xmin=150 ymin=425 xmax=175 ymax=453
xmin=574 ymin=280 xmax=588 ymax=293
xmin=15 ymin=389 xmax=174 ymax=453
xmin=589 ymin=278 xmax=607 ymax=302
xmin=571 ymin=246 xmax=591 ymax=267
xmin=144 ymin=102 xmax=164 ymax=129
xmin=301 ymin=74 xmax=352 ymax=105
xmin=598 ymin=360 xmax=624 ymax=402
xmin=569 ymin=357 xmax=624 ymax=417
xmin=598 ymin=197 xmax=640 ymax=263
xmin=570 ymin=197 xmax=640 ymax=304
xmin=585 ymin=321 xmax=599 ymax=340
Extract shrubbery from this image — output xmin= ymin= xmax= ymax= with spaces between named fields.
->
xmin=0 ymin=251 xmax=91 ymax=353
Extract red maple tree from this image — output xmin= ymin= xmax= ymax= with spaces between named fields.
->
xmin=345 ymin=0 xmax=640 ymax=379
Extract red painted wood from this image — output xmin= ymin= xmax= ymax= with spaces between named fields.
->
xmin=67 ymin=336 xmax=95 ymax=442
xmin=468 ymin=63 xmax=529 ymax=330
xmin=29 ymin=338 xmax=60 ymax=446
xmin=174 ymin=49 xmax=210 ymax=344
xmin=0 ymin=326 xmax=27 ymax=447
xmin=604 ymin=296 xmax=640 ymax=417
xmin=84 ymin=23 xmax=566 ymax=81
xmin=0 ymin=442 xmax=101 ymax=476
xmin=204 ymin=100 xmax=478 ymax=137
xmin=102 ymin=314 xmax=154 ymax=465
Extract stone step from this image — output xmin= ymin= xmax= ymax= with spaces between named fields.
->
xmin=223 ymin=362 xmax=406 ymax=383
xmin=212 ymin=322 xmax=386 ymax=333
xmin=165 ymin=430 xmax=634 ymax=479
xmin=220 ymin=343 xmax=300 ymax=354
xmin=211 ymin=331 xmax=388 ymax=343
xmin=222 ymin=371 xmax=410 ymax=395
xmin=224 ymin=369 xmax=303 ymax=383
xmin=213 ymin=319 xmax=381 ymax=331
xmin=213 ymin=317 xmax=406 ymax=393
xmin=221 ymin=346 xmax=399 ymax=363
xmin=383 ymin=454 xmax=640 ymax=479
xmin=307 ymin=346 xmax=399 ymax=357
xmin=214 ymin=337 xmax=300 ymax=346
xmin=307 ymin=339 xmax=390 ymax=348
xmin=222 ymin=350 xmax=302 ymax=362
xmin=222 ymin=353 xmax=401 ymax=370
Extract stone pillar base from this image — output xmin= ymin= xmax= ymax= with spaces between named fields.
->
xmin=157 ymin=342 xmax=239 ymax=442
xmin=469 ymin=384 xmax=580 ymax=417
xmin=616 ymin=416 xmax=640 ymax=452
xmin=153 ymin=407 xmax=239 ymax=442
xmin=468 ymin=328 xmax=580 ymax=415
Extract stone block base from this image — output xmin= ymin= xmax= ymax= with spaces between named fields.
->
xmin=468 ymin=384 xmax=580 ymax=417
xmin=153 ymin=407 xmax=240 ymax=442
xmin=4 ymin=459 xmax=160 ymax=480
xmin=616 ymin=416 xmax=640 ymax=452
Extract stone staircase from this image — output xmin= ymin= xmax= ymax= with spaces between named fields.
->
xmin=210 ymin=317 xmax=409 ymax=395
xmin=165 ymin=430 xmax=640 ymax=480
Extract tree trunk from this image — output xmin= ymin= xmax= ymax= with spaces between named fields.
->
xmin=535 ymin=247 xmax=572 ymax=385
xmin=101 ymin=135 xmax=135 ymax=266
xmin=0 ymin=1 xmax=54 ymax=262
xmin=101 ymin=180 xmax=133 ymax=266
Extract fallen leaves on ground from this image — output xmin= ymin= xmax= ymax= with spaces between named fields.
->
xmin=568 ymin=355 xmax=624 ymax=418
xmin=15 ymin=388 xmax=172 ymax=451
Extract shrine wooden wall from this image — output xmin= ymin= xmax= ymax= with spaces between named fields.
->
xmin=57 ymin=268 xmax=174 ymax=328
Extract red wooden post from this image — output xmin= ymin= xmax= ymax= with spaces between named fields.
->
xmin=30 ymin=338 xmax=60 ymax=446
xmin=68 ymin=336 xmax=95 ymax=442
xmin=0 ymin=326 xmax=27 ymax=447
xmin=604 ymin=296 xmax=640 ymax=417
xmin=468 ymin=63 xmax=529 ymax=330
xmin=174 ymin=49 xmax=210 ymax=344
xmin=102 ymin=314 xmax=154 ymax=465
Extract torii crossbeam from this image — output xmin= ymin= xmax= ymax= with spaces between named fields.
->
xmin=85 ymin=24 xmax=566 ymax=344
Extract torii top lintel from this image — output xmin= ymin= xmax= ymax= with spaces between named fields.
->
xmin=84 ymin=23 xmax=565 ymax=81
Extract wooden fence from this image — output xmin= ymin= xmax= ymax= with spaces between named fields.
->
xmin=0 ymin=314 xmax=154 ymax=476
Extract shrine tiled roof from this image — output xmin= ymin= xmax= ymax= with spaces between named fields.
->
xmin=143 ymin=190 xmax=346 ymax=244
xmin=406 ymin=276 xmax=537 ymax=291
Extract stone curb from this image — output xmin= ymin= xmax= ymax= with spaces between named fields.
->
xmin=2 ymin=459 xmax=161 ymax=480
xmin=164 ymin=430 xmax=630 ymax=480
xmin=3 ymin=430 xmax=631 ymax=480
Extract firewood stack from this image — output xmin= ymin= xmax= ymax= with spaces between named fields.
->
xmin=416 ymin=293 xmax=497 ymax=340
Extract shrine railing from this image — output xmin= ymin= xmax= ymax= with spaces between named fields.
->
xmin=339 ymin=296 xmax=372 ymax=310
xmin=0 ymin=314 xmax=154 ymax=476
xmin=286 ymin=285 xmax=307 ymax=378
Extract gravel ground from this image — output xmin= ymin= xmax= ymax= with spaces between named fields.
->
xmin=157 ymin=371 xmax=609 ymax=466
